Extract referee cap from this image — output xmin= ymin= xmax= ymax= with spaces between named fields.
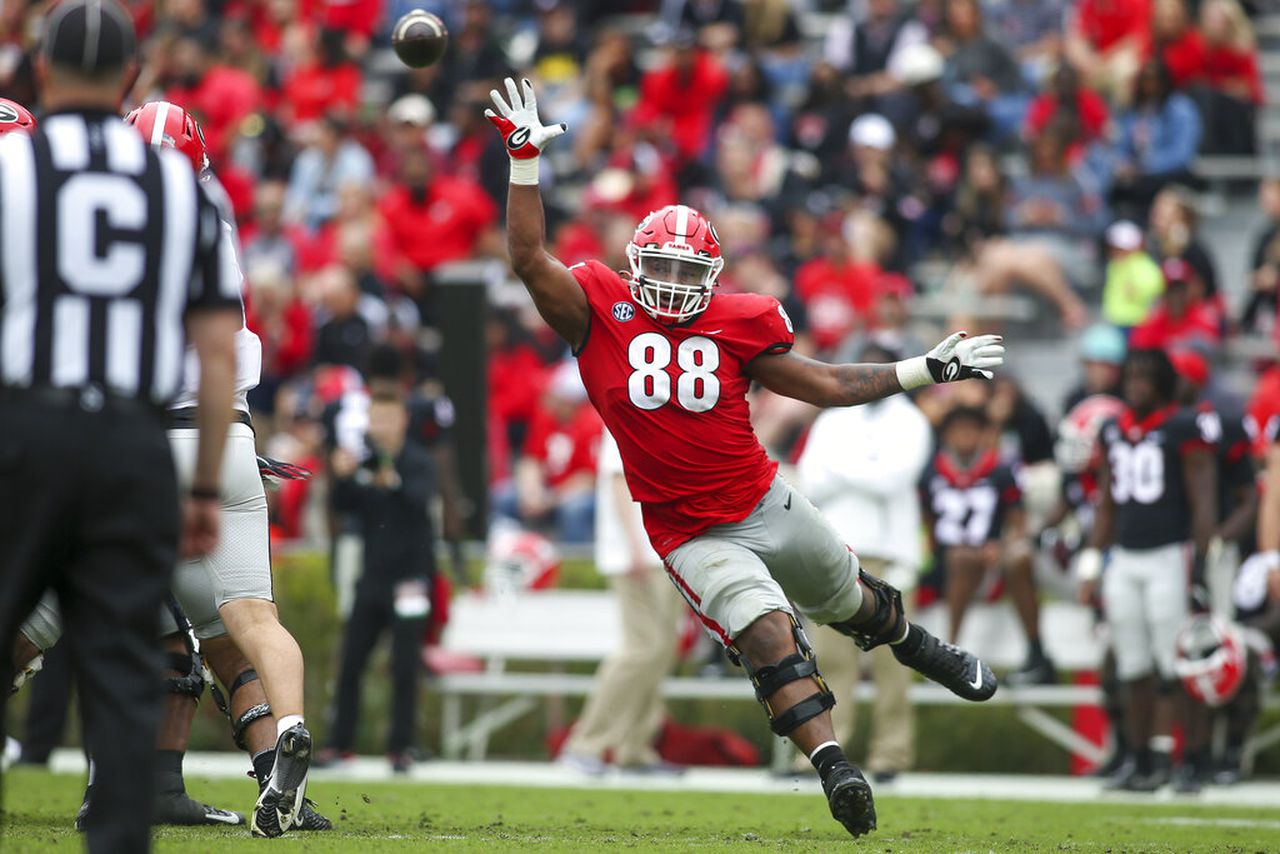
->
xmin=42 ymin=0 xmax=137 ymax=74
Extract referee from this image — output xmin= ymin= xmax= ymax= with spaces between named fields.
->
xmin=0 ymin=2 xmax=239 ymax=852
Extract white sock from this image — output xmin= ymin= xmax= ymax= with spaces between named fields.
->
xmin=276 ymin=714 xmax=304 ymax=737
xmin=808 ymin=740 xmax=840 ymax=761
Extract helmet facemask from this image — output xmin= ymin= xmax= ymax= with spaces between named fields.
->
xmin=626 ymin=245 xmax=724 ymax=325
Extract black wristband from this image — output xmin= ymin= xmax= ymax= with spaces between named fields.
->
xmin=190 ymin=486 xmax=220 ymax=500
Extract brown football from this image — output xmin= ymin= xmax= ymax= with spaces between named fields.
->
xmin=392 ymin=10 xmax=448 ymax=69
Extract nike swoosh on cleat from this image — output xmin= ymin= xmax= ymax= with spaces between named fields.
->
xmin=969 ymin=665 xmax=984 ymax=691
xmin=783 ymin=494 xmax=792 ymax=510
xmin=204 ymin=811 xmax=244 ymax=825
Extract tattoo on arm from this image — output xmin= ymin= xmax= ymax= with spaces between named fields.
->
xmin=832 ymin=363 xmax=903 ymax=406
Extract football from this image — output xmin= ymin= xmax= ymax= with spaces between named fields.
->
xmin=391 ymin=9 xmax=448 ymax=69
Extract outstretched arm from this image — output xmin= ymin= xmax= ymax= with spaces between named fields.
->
xmin=745 ymin=331 xmax=1004 ymax=407
xmin=487 ymin=78 xmax=589 ymax=350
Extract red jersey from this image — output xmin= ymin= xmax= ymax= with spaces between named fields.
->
xmin=1246 ymin=367 xmax=1280 ymax=458
xmin=524 ymin=403 xmax=603 ymax=489
xmin=571 ymin=260 xmax=794 ymax=556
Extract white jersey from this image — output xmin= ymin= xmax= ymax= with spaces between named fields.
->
xmin=169 ymin=174 xmax=261 ymax=414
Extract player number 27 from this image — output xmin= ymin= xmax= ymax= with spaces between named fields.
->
xmin=628 ymin=333 xmax=720 ymax=413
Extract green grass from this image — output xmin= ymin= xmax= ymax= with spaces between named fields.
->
xmin=3 ymin=767 xmax=1278 ymax=852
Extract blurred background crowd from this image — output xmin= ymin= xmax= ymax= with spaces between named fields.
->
xmin=4 ymin=0 xmax=1280 ymax=781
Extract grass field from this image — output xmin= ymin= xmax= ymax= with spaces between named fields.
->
xmin=3 ymin=767 xmax=1279 ymax=852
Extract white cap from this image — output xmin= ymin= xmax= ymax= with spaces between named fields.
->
xmin=388 ymin=94 xmax=436 ymax=128
xmin=1105 ymin=220 xmax=1143 ymax=251
xmin=889 ymin=43 xmax=944 ymax=86
xmin=849 ymin=113 xmax=895 ymax=150
xmin=547 ymin=360 xmax=588 ymax=403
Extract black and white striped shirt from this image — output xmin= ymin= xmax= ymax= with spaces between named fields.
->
xmin=0 ymin=109 xmax=239 ymax=406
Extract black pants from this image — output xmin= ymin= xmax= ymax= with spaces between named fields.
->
xmin=327 ymin=589 xmax=425 ymax=754
xmin=19 ymin=640 xmax=74 ymax=764
xmin=0 ymin=398 xmax=177 ymax=854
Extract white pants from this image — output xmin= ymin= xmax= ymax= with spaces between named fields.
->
xmin=1103 ymin=542 xmax=1189 ymax=680
xmin=21 ymin=422 xmax=271 ymax=647
xmin=663 ymin=476 xmax=863 ymax=645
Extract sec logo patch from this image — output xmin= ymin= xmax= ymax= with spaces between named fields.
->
xmin=612 ymin=302 xmax=635 ymax=322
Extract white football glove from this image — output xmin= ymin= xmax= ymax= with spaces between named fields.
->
xmin=896 ymin=331 xmax=1005 ymax=390
xmin=485 ymin=77 xmax=566 ymax=185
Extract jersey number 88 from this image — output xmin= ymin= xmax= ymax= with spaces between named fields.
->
xmin=628 ymin=332 xmax=720 ymax=412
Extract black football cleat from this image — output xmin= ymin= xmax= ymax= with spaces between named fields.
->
xmin=294 ymin=798 xmax=333 ymax=831
xmin=892 ymin=626 xmax=997 ymax=702
xmin=252 ymin=723 xmax=312 ymax=838
xmin=154 ymin=790 xmax=244 ymax=826
xmin=1007 ymin=651 xmax=1057 ymax=687
xmin=822 ymin=761 xmax=877 ymax=838
xmin=1105 ymin=757 xmax=1163 ymax=792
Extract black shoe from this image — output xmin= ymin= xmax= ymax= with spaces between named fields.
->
xmin=389 ymin=751 xmax=413 ymax=775
xmin=1213 ymin=747 xmax=1245 ymax=785
xmin=74 ymin=784 xmax=91 ymax=832
xmin=153 ymin=789 xmax=244 ymax=826
xmin=295 ymin=798 xmax=333 ymax=831
xmin=1007 ymin=652 xmax=1056 ymax=686
xmin=1105 ymin=757 xmax=1162 ymax=792
xmin=892 ymin=626 xmax=997 ymax=702
xmin=1170 ymin=763 xmax=1204 ymax=794
xmin=822 ymin=762 xmax=877 ymax=838
xmin=1091 ymin=750 xmax=1127 ymax=778
xmin=252 ymin=724 xmax=312 ymax=838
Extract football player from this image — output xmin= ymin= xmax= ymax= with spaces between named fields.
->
xmin=1076 ymin=348 xmax=1219 ymax=792
xmin=13 ymin=103 xmax=328 ymax=836
xmin=487 ymin=77 xmax=1004 ymax=838
xmin=918 ymin=406 xmax=1052 ymax=683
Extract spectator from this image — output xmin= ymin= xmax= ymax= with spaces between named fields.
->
xmin=1197 ymin=0 xmax=1263 ymax=154
xmin=242 ymin=181 xmax=304 ymax=278
xmin=377 ymin=144 xmax=499 ymax=282
xmin=280 ymin=27 xmax=362 ymax=124
xmin=1065 ymin=0 xmax=1150 ymax=106
xmin=938 ymin=0 xmax=1030 ymax=137
xmin=987 ymin=374 xmax=1056 ymax=467
xmin=245 ymin=260 xmax=314 ymax=409
xmin=793 ymin=214 xmax=880 ymax=354
xmin=557 ymin=430 xmax=685 ymax=775
xmin=1023 ymin=64 xmax=1110 ymax=164
xmin=919 ymin=406 xmax=1053 ymax=682
xmin=632 ymin=29 xmax=729 ymax=171
xmin=983 ymin=0 xmax=1064 ymax=86
xmin=320 ymin=390 xmax=436 ymax=774
xmin=1101 ymin=220 xmax=1165 ymax=330
xmin=1147 ymin=186 xmax=1220 ymax=308
xmin=1129 ymin=258 xmax=1224 ymax=352
xmin=1062 ymin=323 xmax=1128 ymax=412
xmin=1152 ymin=0 xmax=1205 ymax=91
xmin=841 ymin=113 xmax=922 ymax=270
xmin=500 ymin=362 xmax=602 ymax=544
xmin=1241 ymin=178 xmax=1280 ymax=337
xmin=431 ymin=0 xmax=510 ymax=113
xmin=796 ymin=337 xmax=931 ymax=781
xmin=284 ymin=114 xmax=376 ymax=231
xmin=1094 ymin=60 xmax=1202 ymax=220
xmin=823 ymin=0 xmax=929 ymax=105
xmin=163 ymin=34 xmax=262 ymax=164
xmin=312 ymin=264 xmax=375 ymax=373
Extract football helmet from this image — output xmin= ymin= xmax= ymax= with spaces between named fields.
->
xmin=1173 ymin=615 xmax=1246 ymax=707
xmin=1055 ymin=394 xmax=1126 ymax=474
xmin=0 ymin=98 xmax=36 ymax=136
xmin=626 ymin=204 xmax=725 ymax=324
xmin=483 ymin=527 xmax=561 ymax=596
xmin=124 ymin=101 xmax=209 ymax=177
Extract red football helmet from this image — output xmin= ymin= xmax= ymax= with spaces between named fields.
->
xmin=1055 ymin=394 xmax=1126 ymax=474
xmin=1245 ymin=366 xmax=1280 ymax=458
xmin=0 ymin=98 xmax=36 ymax=136
xmin=123 ymin=101 xmax=209 ymax=176
xmin=1174 ymin=615 xmax=1247 ymax=707
xmin=626 ymin=204 xmax=725 ymax=324
xmin=483 ymin=527 xmax=561 ymax=596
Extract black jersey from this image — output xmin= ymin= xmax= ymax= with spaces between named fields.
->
xmin=1100 ymin=405 xmax=1218 ymax=550
xmin=919 ymin=450 xmax=1022 ymax=547
xmin=1194 ymin=402 xmax=1255 ymax=525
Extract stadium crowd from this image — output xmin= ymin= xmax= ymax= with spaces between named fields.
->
xmin=5 ymin=0 xmax=1279 ymax=795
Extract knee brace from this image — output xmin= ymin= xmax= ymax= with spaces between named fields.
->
xmin=734 ymin=616 xmax=835 ymax=737
xmin=828 ymin=569 xmax=906 ymax=652
xmin=165 ymin=651 xmax=205 ymax=700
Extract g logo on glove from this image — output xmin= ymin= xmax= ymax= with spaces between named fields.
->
xmin=506 ymin=127 xmax=532 ymax=151
xmin=942 ymin=359 xmax=961 ymax=382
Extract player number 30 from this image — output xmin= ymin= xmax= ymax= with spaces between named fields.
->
xmin=627 ymin=333 xmax=721 ymax=412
